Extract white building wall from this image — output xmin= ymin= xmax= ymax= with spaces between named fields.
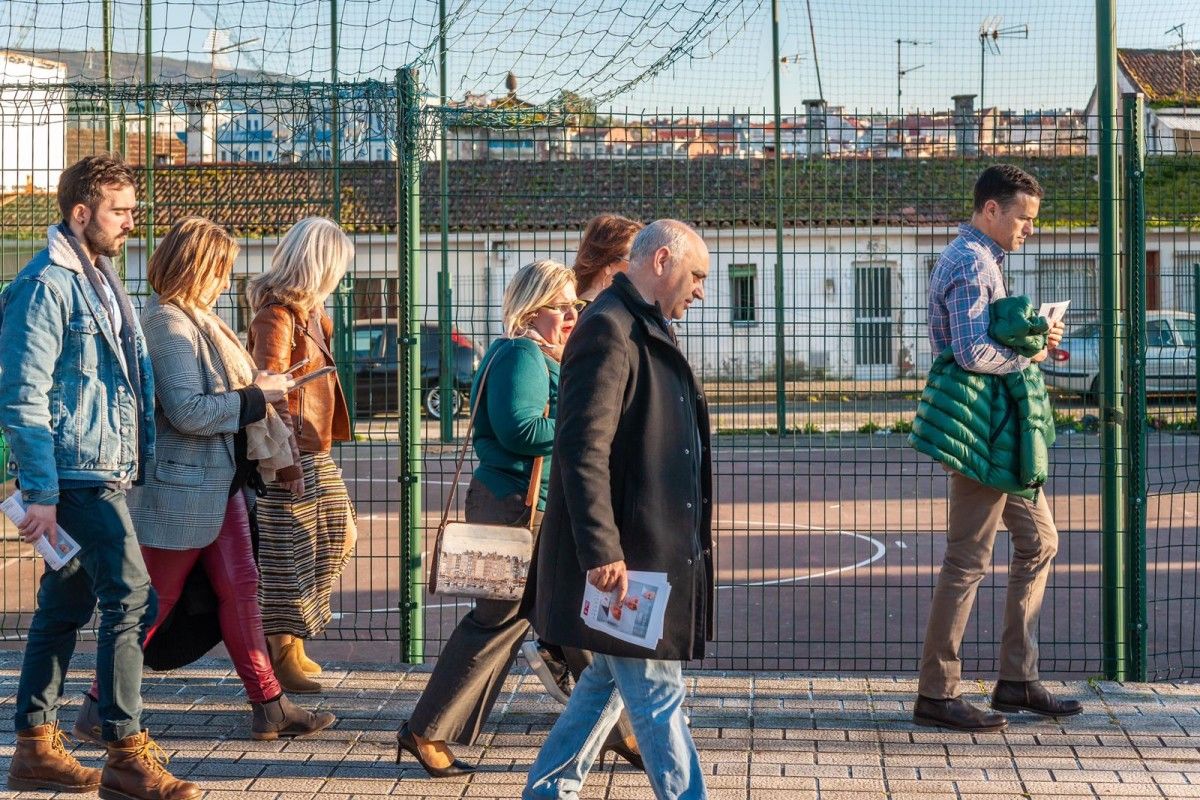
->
xmin=120 ymin=225 xmax=1195 ymax=379
xmin=0 ymin=53 xmax=66 ymax=191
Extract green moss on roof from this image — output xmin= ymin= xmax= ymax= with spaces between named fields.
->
xmin=2 ymin=155 xmax=1199 ymax=237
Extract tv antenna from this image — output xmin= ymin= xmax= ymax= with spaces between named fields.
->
xmin=1166 ymin=24 xmax=1200 ymax=109
xmin=205 ymin=29 xmax=261 ymax=79
xmin=896 ymin=39 xmax=931 ymax=114
xmin=978 ymin=16 xmax=1028 ymax=113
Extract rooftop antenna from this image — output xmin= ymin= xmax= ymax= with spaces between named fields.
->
xmin=205 ymin=29 xmax=261 ymax=80
xmin=896 ymin=38 xmax=931 ymax=115
xmin=978 ymin=16 xmax=1028 ymax=113
xmin=1166 ymin=24 xmax=1199 ymax=111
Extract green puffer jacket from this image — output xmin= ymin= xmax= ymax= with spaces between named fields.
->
xmin=908 ymin=296 xmax=1057 ymax=499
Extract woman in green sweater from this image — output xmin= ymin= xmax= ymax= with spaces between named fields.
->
xmin=397 ymin=260 xmax=581 ymax=777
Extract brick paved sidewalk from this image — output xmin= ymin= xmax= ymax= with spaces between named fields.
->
xmin=1 ymin=653 xmax=1199 ymax=799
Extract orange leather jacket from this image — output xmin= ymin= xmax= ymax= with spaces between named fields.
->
xmin=248 ymin=301 xmax=351 ymax=481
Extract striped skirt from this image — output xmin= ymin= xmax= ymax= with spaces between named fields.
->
xmin=256 ymin=450 xmax=357 ymax=638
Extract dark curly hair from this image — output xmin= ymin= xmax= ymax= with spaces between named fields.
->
xmin=57 ymin=154 xmax=137 ymax=220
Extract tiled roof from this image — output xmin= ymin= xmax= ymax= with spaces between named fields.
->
xmin=1119 ymin=48 xmax=1200 ymax=103
xmin=3 ymin=156 xmax=1198 ymax=236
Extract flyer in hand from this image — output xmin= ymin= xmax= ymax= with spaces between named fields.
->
xmin=1 ymin=491 xmax=80 ymax=571
xmin=580 ymin=570 xmax=672 ymax=650
xmin=1038 ymin=300 xmax=1070 ymax=326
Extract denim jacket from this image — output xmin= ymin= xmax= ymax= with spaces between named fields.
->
xmin=0 ymin=239 xmax=156 ymax=505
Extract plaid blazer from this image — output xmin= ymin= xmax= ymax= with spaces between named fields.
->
xmin=127 ymin=296 xmax=245 ymax=550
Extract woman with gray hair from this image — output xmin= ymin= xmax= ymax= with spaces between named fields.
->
xmin=397 ymin=259 xmax=583 ymax=777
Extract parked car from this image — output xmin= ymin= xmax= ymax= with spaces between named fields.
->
xmin=351 ymin=319 xmax=483 ymax=418
xmin=1041 ymin=310 xmax=1196 ymax=398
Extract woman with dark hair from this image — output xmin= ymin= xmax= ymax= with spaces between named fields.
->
xmin=571 ymin=213 xmax=643 ymax=305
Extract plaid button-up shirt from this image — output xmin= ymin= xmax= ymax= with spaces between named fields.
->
xmin=928 ymin=223 xmax=1029 ymax=375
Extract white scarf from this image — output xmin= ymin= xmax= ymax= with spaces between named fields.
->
xmin=173 ymin=300 xmax=295 ymax=482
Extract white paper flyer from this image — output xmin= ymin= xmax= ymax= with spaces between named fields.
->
xmin=1038 ymin=300 xmax=1071 ymax=326
xmin=1 ymin=491 xmax=80 ymax=571
xmin=580 ymin=570 xmax=672 ymax=650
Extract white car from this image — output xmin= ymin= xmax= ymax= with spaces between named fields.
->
xmin=1040 ymin=310 xmax=1196 ymax=398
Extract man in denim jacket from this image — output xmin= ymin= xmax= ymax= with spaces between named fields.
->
xmin=0 ymin=155 xmax=200 ymax=800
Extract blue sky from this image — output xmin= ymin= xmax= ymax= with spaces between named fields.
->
xmin=6 ymin=0 xmax=1196 ymax=113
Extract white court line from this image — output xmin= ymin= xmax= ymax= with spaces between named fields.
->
xmin=336 ymin=520 xmax=889 ymax=616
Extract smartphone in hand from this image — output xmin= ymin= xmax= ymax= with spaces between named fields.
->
xmin=288 ymin=365 xmax=337 ymax=391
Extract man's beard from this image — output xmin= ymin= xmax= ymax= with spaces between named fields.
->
xmin=83 ymin=217 xmax=126 ymax=258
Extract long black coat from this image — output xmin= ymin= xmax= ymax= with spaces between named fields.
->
xmin=526 ymin=273 xmax=714 ymax=661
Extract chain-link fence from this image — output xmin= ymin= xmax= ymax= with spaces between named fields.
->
xmin=2 ymin=1 xmax=1199 ymax=679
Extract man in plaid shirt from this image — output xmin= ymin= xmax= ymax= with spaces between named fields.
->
xmin=913 ymin=165 xmax=1081 ymax=733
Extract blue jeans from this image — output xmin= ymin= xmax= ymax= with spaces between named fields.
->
xmin=523 ymin=654 xmax=707 ymax=800
xmin=14 ymin=486 xmax=157 ymax=741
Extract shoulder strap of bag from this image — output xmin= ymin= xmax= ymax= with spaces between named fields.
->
xmin=435 ymin=340 xmax=549 ymax=533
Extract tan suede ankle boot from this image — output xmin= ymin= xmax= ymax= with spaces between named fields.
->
xmin=293 ymin=638 xmax=322 ymax=676
xmin=271 ymin=640 xmax=321 ymax=693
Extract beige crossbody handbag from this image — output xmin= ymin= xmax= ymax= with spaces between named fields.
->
xmin=428 ymin=348 xmax=547 ymax=602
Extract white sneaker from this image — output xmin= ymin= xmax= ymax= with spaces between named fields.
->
xmin=521 ymin=640 xmax=571 ymax=704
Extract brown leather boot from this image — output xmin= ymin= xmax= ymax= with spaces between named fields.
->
xmin=251 ymin=694 xmax=336 ymax=741
xmin=7 ymin=722 xmax=101 ymax=793
xmin=271 ymin=640 xmax=321 ymax=694
xmin=100 ymin=730 xmax=201 ymax=800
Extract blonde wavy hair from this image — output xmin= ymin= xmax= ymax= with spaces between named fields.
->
xmin=147 ymin=217 xmax=239 ymax=308
xmin=247 ymin=217 xmax=354 ymax=312
xmin=502 ymin=259 xmax=577 ymax=338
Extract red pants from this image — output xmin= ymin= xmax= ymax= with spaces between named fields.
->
xmin=91 ymin=493 xmax=281 ymax=702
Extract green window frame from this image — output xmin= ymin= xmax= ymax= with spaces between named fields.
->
xmin=730 ymin=263 xmax=757 ymax=325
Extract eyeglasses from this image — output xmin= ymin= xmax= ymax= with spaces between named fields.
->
xmin=542 ymin=300 xmax=586 ymax=314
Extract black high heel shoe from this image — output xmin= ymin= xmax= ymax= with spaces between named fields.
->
xmin=395 ymin=721 xmax=476 ymax=778
xmin=600 ymin=738 xmax=645 ymax=772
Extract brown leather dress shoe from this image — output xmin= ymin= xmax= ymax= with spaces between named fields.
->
xmin=7 ymin=722 xmax=101 ymax=793
xmin=100 ymin=730 xmax=201 ymax=800
xmin=991 ymin=680 xmax=1084 ymax=718
xmin=913 ymin=695 xmax=1008 ymax=732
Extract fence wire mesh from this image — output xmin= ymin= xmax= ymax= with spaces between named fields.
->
xmin=0 ymin=1 xmax=1198 ymax=679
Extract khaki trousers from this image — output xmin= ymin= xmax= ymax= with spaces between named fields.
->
xmin=918 ymin=471 xmax=1059 ymax=699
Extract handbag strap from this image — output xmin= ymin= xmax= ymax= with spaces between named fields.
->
xmin=436 ymin=340 xmax=551 ymax=534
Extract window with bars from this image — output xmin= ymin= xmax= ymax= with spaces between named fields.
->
xmin=1036 ymin=255 xmax=1099 ymax=320
xmin=729 ymin=263 xmax=757 ymax=324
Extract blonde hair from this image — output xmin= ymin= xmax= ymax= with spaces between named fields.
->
xmin=247 ymin=217 xmax=354 ymax=312
xmin=147 ymin=217 xmax=239 ymax=308
xmin=502 ymin=259 xmax=576 ymax=338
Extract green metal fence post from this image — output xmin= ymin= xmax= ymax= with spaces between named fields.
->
xmin=143 ymin=0 xmax=155 ymax=257
xmin=437 ymin=0 xmax=454 ymax=442
xmin=333 ymin=275 xmax=356 ymax=433
xmin=770 ymin=0 xmax=787 ymax=434
xmin=1122 ymin=92 xmax=1148 ymax=682
xmin=1096 ymin=0 xmax=1126 ymax=682
xmin=330 ymin=0 xmax=341 ymax=222
xmin=398 ymin=67 xmax=425 ymax=664
xmin=103 ymin=0 xmax=113 ymax=151
xmin=1195 ymin=264 xmax=1200 ymax=429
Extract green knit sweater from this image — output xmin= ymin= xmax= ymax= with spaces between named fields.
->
xmin=470 ymin=337 xmax=558 ymax=510
xmin=908 ymin=296 xmax=1057 ymax=499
